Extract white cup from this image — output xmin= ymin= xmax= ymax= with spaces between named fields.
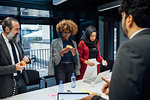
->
xmin=102 ymin=60 xmax=106 ymax=66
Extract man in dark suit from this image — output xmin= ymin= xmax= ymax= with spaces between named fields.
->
xmin=81 ymin=0 xmax=150 ymax=100
xmin=0 ymin=17 xmax=30 ymax=98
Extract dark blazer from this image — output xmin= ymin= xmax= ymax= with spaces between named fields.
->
xmin=109 ymin=28 xmax=150 ymax=100
xmin=0 ymin=34 xmax=29 ymax=98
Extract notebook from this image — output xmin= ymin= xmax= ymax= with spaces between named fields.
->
xmin=57 ymin=92 xmax=89 ymax=100
xmin=83 ymin=70 xmax=110 ymax=84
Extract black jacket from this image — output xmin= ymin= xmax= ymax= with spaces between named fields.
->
xmin=92 ymin=28 xmax=150 ymax=100
xmin=0 ymin=34 xmax=29 ymax=98
xmin=109 ymin=28 xmax=150 ymax=100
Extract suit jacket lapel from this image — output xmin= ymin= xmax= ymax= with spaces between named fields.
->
xmin=0 ymin=34 xmax=12 ymax=63
xmin=133 ymin=28 xmax=150 ymax=39
xmin=58 ymin=38 xmax=63 ymax=49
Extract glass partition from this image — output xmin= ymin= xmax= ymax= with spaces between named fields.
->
xmin=21 ymin=24 xmax=50 ymax=76
xmin=0 ymin=6 xmax=17 ymax=15
xmin=21 ymin=8 xmax=49 ymax=17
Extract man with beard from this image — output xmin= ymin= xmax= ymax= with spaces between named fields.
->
xmin=81 ymin=0 xmax=150 ymax=100
xmin=0 ymin=17 xmax=30 ymax=98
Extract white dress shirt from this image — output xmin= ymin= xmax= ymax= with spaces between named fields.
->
xmin=130 ymin=28 xmax=148 ymax=39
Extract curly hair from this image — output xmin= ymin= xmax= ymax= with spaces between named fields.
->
xmin=56 ymin=19 xmax=78 ymax=35
xmin=118 ymin=0 xmax=150 ymax=28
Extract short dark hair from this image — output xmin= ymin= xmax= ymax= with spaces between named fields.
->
xmin=118 ymin=0 xmax=150 ymax=28
xmin=2 ymin=17 xmax=19 ymax=32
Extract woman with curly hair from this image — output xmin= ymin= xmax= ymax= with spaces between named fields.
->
xmin=49 ymin=19 xmax=80 ymax=84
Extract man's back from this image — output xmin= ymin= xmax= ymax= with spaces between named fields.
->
xmin=110 ymin=29 xmax=150 ymax=100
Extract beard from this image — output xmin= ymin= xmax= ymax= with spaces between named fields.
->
xmin=123 ymin=27 xmax=128 ymax=38
xmin=122 ymin=20 xmax=128 ymax=38
xmin=7 ymin=32 xmax=19 ymax=43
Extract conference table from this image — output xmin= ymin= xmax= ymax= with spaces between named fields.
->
xmin=2 ymin=71 xmax=111 ymax=100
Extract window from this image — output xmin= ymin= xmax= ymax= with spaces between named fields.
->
xmin=0 ymin=6 xmax=17 ymax=15
xmin=0 ymin=25 xmax=2 ymax=33
xmin=0 ymin=5 xmax=52 ymax=76
xmin=21 ymin=8 xmax=49 ymax=17
xmin=21 ymin=24 xmax=50 ymax=76
xmin=114 ymin=28 xmax=117 ymax=60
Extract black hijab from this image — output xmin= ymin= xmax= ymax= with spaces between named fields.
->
xmin=81 ymin=25 xmax=98 ymax=48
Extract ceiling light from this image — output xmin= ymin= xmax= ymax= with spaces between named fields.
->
xmin=53 ymin=0 xmax=67 ymax=5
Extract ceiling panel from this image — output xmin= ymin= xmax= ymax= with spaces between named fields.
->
xmin=53 ymin=0 xmax=116 ymax=13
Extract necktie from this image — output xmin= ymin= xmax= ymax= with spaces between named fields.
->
xmin=10 ymin=42 xmax=21 ymax=78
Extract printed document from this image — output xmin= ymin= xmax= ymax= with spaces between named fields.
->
xmin=83 ymin=58 xmax=100 ymax=79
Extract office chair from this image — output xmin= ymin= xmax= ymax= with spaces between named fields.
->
xmin=25 ymin=69 xmax=47 ymax=92
xmin=43 ymin=75 xmax=56 ymax=87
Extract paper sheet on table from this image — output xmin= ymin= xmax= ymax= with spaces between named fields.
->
xmin=83 ymin=58 xmax=100 ymax=79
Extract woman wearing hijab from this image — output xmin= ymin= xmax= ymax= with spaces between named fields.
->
xmin=78 ymin=25 xmax=107 ymax=80
xmin=49 ymin=19 xmax=80 ymax=84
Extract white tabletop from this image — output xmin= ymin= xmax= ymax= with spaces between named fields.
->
xmin=3 ymin=72 xmax=111 ymax=100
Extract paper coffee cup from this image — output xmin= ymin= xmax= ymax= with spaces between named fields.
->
xmin=102 ymin=60 xmax=106 ymax=66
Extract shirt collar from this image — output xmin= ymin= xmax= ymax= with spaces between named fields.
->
xmin=130 ymin=28 xmax=148 ymax=39
xmin=2 ymin=33 xmax=9 ymax=43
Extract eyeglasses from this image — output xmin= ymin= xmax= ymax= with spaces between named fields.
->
xmin=62 ymin=32 xmax=71 ymax=34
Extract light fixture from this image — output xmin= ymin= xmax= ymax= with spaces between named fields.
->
xmin=98 ymin=1 xmax=120 ymax=12
xmin=98 ymin=5 xmax=120 ymax=12
xmin=53 ymin=0 xmax=67 ymax=5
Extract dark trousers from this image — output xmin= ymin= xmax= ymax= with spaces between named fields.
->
xmin=14 ymin=76 xmax=27 ymax=95
xmin=55 ymin=63 xmax=75 ymax=85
